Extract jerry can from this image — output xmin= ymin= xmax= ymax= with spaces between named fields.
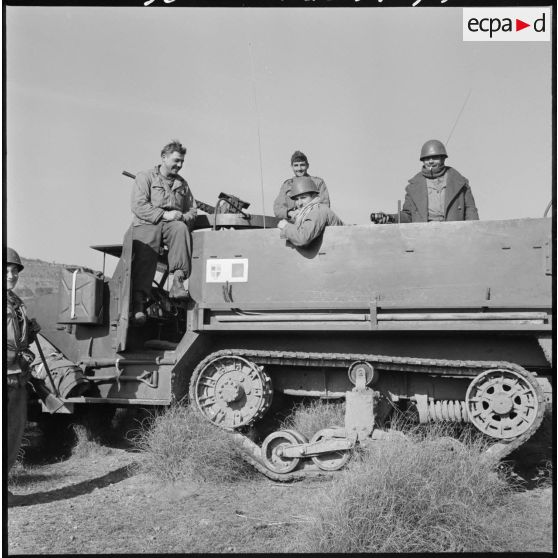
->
xmin=57 ymin=267 xmax=104 ymax=324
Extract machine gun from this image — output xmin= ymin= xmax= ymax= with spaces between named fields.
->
xmin=370 ymin=201 xmax=402 ymax=224
xmin=370 ymin=212 xmax=397 ymax=224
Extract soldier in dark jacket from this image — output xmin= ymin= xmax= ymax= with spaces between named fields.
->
xmin=6 ymin=248 xmax=40 ymax=476
xmin=371 ymin=140 xmax=479 ymax=224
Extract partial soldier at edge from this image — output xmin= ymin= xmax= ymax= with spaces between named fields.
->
xmin=6 ymin=248 xmax=40 ymax=482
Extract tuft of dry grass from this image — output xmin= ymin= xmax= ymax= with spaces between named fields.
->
xmin=280 ymin=399 xmax=345 ymax=441
xmin=71 ymin=424 xmax=113 ymax=459
xmin=7 ymin=459 xmax=28 ymax=491
xmin=296 ymin=423 xmax=545 ymax=553
xmin=133 ymin=405 xmax=256 ymax=484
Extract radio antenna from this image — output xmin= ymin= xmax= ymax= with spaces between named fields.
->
xmin=446 ymin=89 xmax=472 ymax=146
xmin=248 ymin=42 xmax=266 ymax=229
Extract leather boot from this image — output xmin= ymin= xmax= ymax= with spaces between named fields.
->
xmin=132 ymin=292 xmax=146 ymax=325
xmin=169 ymin=270 xmax=189 ymax=300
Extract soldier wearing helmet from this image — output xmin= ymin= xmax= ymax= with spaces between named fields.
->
xmin=6 ymin=248 xmax=40 ymax=478
xmin=277 ymin=176 xmax=343 ymax=247
xmin=273 ymin=150 xmax=331 ymax=222
xmin=371 ymin=139 xmax=479 ymax=224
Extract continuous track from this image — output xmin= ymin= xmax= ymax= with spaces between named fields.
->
xmin=189 ymin=348 xmax=548 ymax=482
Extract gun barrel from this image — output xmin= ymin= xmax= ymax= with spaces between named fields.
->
xmin=122 ymin=170 xmax=136 ymax=179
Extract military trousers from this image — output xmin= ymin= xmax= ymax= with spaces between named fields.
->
xmin=7 ymin=374 xmax=28 ymax=472
xmin=131 ymin=220 xmax=192 ymax=301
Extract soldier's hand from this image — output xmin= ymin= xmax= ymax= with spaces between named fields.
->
xmin=28 ymin=318 xmax=41 ymax=339
xmin=370 ymin=212 xmax=391 ymax=224
xmin=183 ymin=210 xmax=197 ymax=227
xmin=18 ymin=349 xmax=36 ymax=373
xmin=277 ymin=219 xmax=288 ymax=230
xmin=163 ymin=210 xmax=183 ymax=221
xmin=287 ymin=209 xmax=300 ymax=222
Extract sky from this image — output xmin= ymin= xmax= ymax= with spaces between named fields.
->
xmin=5 ymin=5 xmax=553 ymax=274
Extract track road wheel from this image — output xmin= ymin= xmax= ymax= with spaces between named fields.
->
xmin=465 ymin=368 xmax=544 ymax=440
xmin=261 ymin=430 xmax=302 ymax=474
xmin=190 ymin=355 xmax=273 ymax=430
xmin=310 ymin=427 xmax=351 ymax=471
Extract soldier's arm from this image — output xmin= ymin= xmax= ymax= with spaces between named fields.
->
xmin=399 ymin=188 xmax=415 ymax=223
xmin=273 ymin=182 xmax=293 ymax=220
xmin=317 ymin=180 xmax=331 ymax=208
xmin=131 ymin=172 xmax=165 ymax=224
xmin=463 ymin=184 xmax=479 ymax=220
xmin=180 ymin=182 xmax=198 ymax=226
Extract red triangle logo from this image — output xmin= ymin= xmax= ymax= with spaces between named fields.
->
xmin=516 ymin=19 xmax=530 ymax=31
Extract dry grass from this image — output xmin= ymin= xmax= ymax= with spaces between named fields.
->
xmin=7 ymin=459 xmax=29 ymax=492
xmin=71 ymin=424 xmax=113 ymax=459
xmin=280 ymin=399 xmax=345 ymax=440
xmin=133 ymin=405 xmax=256 ymax=484
xmin=296 ymin=423 xmax=547 ymax=553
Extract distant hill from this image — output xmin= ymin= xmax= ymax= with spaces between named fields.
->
xmin=14 ymin=258 xmax=76 ymax=302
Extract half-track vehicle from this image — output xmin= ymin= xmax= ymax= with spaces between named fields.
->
xmin=26 ymin=191 xmax=553 ymax=480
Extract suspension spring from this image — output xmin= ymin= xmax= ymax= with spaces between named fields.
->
xmin=426 ymin=400 xmax=469 ymax=423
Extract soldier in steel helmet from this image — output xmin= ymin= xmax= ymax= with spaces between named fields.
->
xmin=6 ymin=248 xmax=40 ymax=478
xmin=273 ymin=150 xmax=331 ymax=222
xmin=277 ymin=176 xmax=343 ymax=247
xmin=130 ymin=139 xmax=198 ymax=324
xmin=371 ymin=140 xmax=479 ymax=224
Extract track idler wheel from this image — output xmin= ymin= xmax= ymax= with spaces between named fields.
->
xmin=261 ymin=430 xmax=308 ymax=474
xmin=465 ymin=368 xmax=544 ymax=440
xmin=309 ymin=427 xmax=352 ymax=471
xmin=190 ymin=355 xmax=273 ymax=429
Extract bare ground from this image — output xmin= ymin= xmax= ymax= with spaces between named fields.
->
xmin=7 ymin=446 xmax=327 ymax=554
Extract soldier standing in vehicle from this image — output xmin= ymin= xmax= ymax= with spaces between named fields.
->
xmin=131 ymin=139 xmax=197 ymax=324
xmin=273 ymin=150 xmax=330 ymax=222
xmin=6 ymin=248 xmax=40 ymax=478
xmin=371 ymin=139 xmax=479 ymax=224
xmin=277 ymin=176 xmax=343 ymax=247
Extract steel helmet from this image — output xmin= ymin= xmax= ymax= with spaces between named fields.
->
xmin=420 ymin=139 xmax=448 ymax=160
xmin=6 ymin=247 xmax=24 ymax=271
xmin=289 ymin=176 xmax=319 ymax=199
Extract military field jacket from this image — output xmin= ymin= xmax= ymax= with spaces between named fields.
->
xmin=398 ymin=167 xmax=479 ymax=223
xmin=131 ymin=166 xmax=197 ymax=227
xmin=273 ymin=176 xmax=330 ymax=220
xmin=280 ymin=203 xmax=343 ymax=247
xmin=6 ymin=291 xmax=33 ymax=373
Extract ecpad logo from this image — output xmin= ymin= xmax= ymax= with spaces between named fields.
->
xmin=463 ymin=8 xmax=550 ymax=42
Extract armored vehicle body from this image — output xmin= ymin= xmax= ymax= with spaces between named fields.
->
xmin=27 ymin=204 xmax=553 ymax=480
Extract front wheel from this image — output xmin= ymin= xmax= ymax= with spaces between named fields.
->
xmin=189 ymin=354 xmax=273 ymax=430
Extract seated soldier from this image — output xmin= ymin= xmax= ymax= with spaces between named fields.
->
xmin=277 ymin=176 xmax=343 ymax=247
xmin=131 ymin=139 xmax=197 ymax=324
xmin=273 ymin=150 xmax=330 ymax=222
xmin=371 ymin=139 xmax=479 ymax=224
